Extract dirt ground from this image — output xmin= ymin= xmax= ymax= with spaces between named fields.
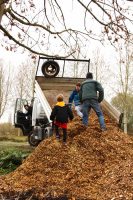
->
xmin=0 ymin=110 xmax=133 ymax=200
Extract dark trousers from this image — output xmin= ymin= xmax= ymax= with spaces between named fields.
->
xmin=55 ymin=125 xmax=67 ymax=142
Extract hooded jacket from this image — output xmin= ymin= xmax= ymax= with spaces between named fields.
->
xmin=50 ymin=101 xmax=74 ymax=123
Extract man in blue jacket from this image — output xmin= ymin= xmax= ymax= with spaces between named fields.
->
xmin=79 ymin=72 xmax=106 ymax=131
xmin=69 ymin=82 xmax=83 ymax=118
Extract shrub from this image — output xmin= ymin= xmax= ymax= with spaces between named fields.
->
xmin=0 ymin=148 xmax=32 ymax=175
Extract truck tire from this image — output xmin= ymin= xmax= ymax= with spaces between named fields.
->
xmin=41 ymin=60 xmax=60 ymax=77
xmin=28 ymin=131 xmax=40 ymax=147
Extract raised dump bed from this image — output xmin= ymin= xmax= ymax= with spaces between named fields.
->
xmin=36 ymin=76 xmax=85 ymax=106
xmin=36 ymin=76 xmax=120 ymax=123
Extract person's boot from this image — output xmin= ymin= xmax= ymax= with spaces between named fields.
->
xmin=56 ymin=134 xmax=60 ymax=140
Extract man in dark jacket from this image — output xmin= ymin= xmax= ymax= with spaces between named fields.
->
xmin=79 ymin=72 xmax=106 ymax=131
xmin=50 ymin=94 xmax=74 ymax=143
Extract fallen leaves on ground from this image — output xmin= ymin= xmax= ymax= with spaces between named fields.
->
xmin=0 ymin=110 xmax=133 ymax=200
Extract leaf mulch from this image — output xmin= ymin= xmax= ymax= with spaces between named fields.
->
xmin=0 ymin=110 xmax=133 ymax=200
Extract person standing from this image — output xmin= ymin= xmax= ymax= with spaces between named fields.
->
xmin=68 ymin=82 xmax=83 ymax=118
xmin=50 ymin=94 xmax=74 ymax=144
xmin=79 ymin=72 xmax=106 ymax=131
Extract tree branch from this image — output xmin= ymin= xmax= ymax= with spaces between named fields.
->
xmin=0 ymin=24 xmax=76 ymax=57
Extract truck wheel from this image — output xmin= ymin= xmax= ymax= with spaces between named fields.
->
xmin=28 ymin=131 xmax=40 ymax=147
xmin=41 ymin=60 xmax=60 ymax=77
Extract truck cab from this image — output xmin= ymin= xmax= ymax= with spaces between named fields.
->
xmin=14 ymin=97 xmax=52 ymax=146
xmin=14 ymin=98 xmax=32 ymax=136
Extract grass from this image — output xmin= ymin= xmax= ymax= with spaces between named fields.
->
xmin=0 ymin=145 xmax=33 ymax=175
xmin=0 ymin=135 xmax=28 ymax=142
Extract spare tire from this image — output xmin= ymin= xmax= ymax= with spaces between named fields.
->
xmin=41 ymin=60 xmax=60 ymax=77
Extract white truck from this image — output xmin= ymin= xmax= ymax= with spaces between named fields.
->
xmin=14 ymin=56 xmax=92 ymax=146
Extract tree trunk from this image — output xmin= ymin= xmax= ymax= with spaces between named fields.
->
xmin=123 ymin=110 xmax=128 ymax=134
xmin=0 ymin=1 xmax=5 ymax=24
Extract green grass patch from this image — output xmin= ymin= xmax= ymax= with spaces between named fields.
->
xmin=0 ymin=147 xmax=33 ymax=175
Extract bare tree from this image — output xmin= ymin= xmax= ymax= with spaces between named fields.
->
xmin=90 ymin=48 xmax=110 ymax=84
xmin=0 ymin=59 xmax=12 ymax=119
xmin=13 ymin=58 xmax=36 ymax=101
xmin=0 ymin=0 xmax=133 ymax=57
xmin=113 ymin=40 xmax=133 ymax=133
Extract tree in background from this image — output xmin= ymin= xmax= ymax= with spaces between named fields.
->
xmin=90 ymin=48 xmax=110 ymax=84
xmin=13 ymin=58 xmax=36 ymax=101
xmin=111 ymin=40 xmax=133 ymax=133
xmin=0 ymin=59 xmax=13 ymax=119
xmin=111 ymin=93 xmax=133 ymax=132
xmin=0 ymin=0 xmax=133 ymax=57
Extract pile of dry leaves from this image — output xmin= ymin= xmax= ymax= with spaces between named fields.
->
xmin=0 ymin=110 xmax=133 ymax=200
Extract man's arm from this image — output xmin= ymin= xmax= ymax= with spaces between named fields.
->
xmin=96 ymin=82 xmax=104 ymax=103
xmin=69 ymin=91 xmax=75 ymax=104
xmin=79 ymin=86 xmax=82 ymax=102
